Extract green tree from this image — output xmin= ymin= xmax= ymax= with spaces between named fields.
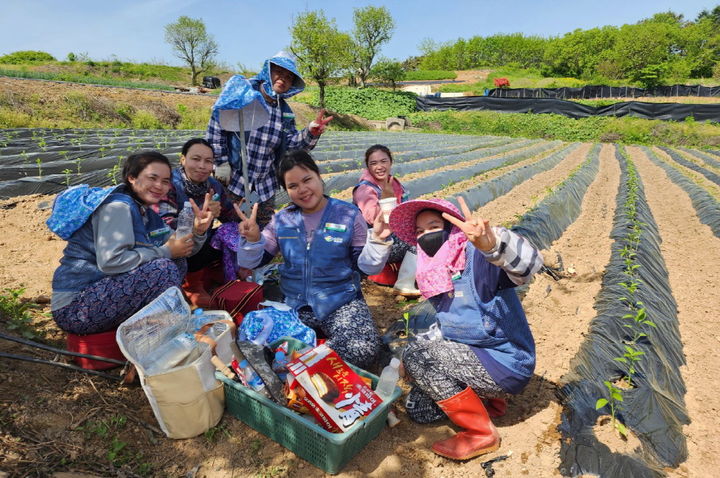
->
xmin=352 ymin=6 xmax=395 ymax=87
xmin=164 ymin=16 xmax=219 ymax=85
xmin=543 ymin=27 xmax=619 ymax=78
xmin=290 ymin=10 xmax=353 ymax=108
xmin=371 ymin=58 xmax=405 ymax=90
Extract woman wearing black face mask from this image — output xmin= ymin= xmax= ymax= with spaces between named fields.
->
xmin=388 ymin=197 xmax=544 ymax=462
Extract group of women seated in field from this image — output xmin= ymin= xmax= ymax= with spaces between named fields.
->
xmin=50 ymin=137 xmax=544 ymax=460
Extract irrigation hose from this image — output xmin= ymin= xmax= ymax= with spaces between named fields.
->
xmin=0 ymin=352 xmax=124 ymax=381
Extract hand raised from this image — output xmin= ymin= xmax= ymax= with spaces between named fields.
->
xmin=233 ymin=201 xmax=261 ymax=243
xmin=190 ymin=194 xmax=214 ymax=235
xmin=372 ymin=208 xmax=392 ymax=242
xmin=206 ymin=188 xmax=222 ymax=219
xmin=380 ymin=174 xmax=395 ymax=199
xmin=309 ymin=109 xmax=333 ymax=136
xmin=441 ymin=196 xmax=496 ymax=252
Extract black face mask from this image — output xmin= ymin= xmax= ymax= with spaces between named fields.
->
xmin=417 ymin=229 xmax=449 ymax=257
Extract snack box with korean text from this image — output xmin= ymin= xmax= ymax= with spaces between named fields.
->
xmin=286 ymin=344 xmax=382 ymax=433
xmin=218 ymin=340 xmax=402 ymax=474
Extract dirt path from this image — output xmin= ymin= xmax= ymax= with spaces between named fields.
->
xmin=628 ymin=145 xmax=720 ymax=477
xmin=652 ymin=147 xmax=720 ymax=199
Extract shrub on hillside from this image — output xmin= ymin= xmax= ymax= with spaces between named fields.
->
xmin=0 ymin=50 xmax=56 ymax=64
xmin=299 ymin=87 xmax=417 ymax=120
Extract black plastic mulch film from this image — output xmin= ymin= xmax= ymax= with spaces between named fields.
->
xmin=658 ymin=147 xmax=720 ymax=186
xmin=679 ymin=147 xmax=720 ymax=170
xmin=485 ymin=84 xmax=720 ymax=99
xmin=446 ymin=142 xmax=578 ymax=213
xmin=640 ymin=147 xmax=720 ymax=239
xmin=509 ymin=143 xmax=598 ymax=250
xmin=416 ymin=96 xmax=720 ymax=122
xmin=557 ymin=146 xmax=688 ymax=477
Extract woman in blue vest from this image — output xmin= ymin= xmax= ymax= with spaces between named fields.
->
xmin=388 ymin=197 xmax=544 ymax=461
xmin=155 ymin=138 xmax=239 ymax=307
xmin=352 ymin=144 xmax=419 ymax=296
xmin=235 ymin=150 xmax=393 ymax=370
xmin=51 ymin=152 xmax=214 ymax=335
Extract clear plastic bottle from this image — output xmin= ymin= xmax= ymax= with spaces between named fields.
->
xmin=175 ymin=201 xmax=194 ymax=238
xmin=145 ymin=332 xmax=197 ymax=374
xmin=375 ymin=357 xmax=401 ymax=400
xmin=239 ymin=359 xmax=267 ymax=395
xmin=191 ymin=308 xmax=211 ymax=332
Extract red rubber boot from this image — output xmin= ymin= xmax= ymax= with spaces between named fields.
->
xmin=431 ymin=387 xmax=501 ymax=460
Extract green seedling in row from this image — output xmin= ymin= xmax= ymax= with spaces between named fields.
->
xmin=403 ymin=312 xmax=411 ymax=338
xmin=614 ymin=345 xmax=644 ymax=386
xmin=62 ymin=168 xmax=73 ymax=186
xmin=622 ymin=307 xmax=656 ymax=343
xmin=595 ymin=380 xmax=627 ymax=437
xmin=35 ymin=158 xmax=43 ymax=178
xmin=75 ymin=158 xmax=83 ymax=175
xmin=107 ymin=164 xmax=120 ymax=186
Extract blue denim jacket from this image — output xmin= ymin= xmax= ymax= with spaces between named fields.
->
xmin=52 ymin=192 xmax=170 ymax=293
xmin=275 ymin=198 xmax=362 ymax=319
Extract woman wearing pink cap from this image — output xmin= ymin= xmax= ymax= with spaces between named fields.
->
xmin=388 ymin=196 xmax=544 ymax=461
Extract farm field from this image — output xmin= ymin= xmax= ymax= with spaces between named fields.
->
xmin=0 ymin=130 xmax=719 ymax=477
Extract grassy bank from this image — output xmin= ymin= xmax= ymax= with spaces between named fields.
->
xmin=406 ymin=110 xmax=720 ymax=149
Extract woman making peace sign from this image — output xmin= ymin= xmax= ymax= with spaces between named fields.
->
xmin=388 ymin=196 xmax=544 ymax=461
xmin=234 ymin=150 xmax=393 ymax=370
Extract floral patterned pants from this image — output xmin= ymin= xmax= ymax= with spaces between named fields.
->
xmin=53 ymin=258 xmax=183 ymax=335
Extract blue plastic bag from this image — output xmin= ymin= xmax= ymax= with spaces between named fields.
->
xmin=239 ymin=307 xmax=316 ymax=347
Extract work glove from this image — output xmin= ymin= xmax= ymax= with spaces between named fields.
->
xmin=215 ymin=163 xmax=232 ymax=186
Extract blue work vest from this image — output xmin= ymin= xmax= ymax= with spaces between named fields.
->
xmin=52 ymin=192 xmax=171 ymax=293
xmin=275 ymin=197 xmax=362 ymax=320
xmin=429 ymin=244 xmax=536 ymax=380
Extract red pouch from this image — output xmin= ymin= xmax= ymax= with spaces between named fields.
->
xmin=66 ymin=328 xmax=125 ymax=370
xmin=209 ymin=280 xmax=263 ymax=325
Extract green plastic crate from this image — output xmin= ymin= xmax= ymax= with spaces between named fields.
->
xmin=218 ymin=360 xmax=401 ymax=474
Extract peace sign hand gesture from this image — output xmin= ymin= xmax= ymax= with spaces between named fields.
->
xmin=309 ymin=109 xmax=333 ymax=137
xmin=190 ymin=193 xmax=214 ymax=235
xmin=380 ymin=174 xmax=395 ymax=199
xmin=441 ymin=196 xmax=497 ymax=252
xmin=233 ymin=201 xmax=260 ymax=243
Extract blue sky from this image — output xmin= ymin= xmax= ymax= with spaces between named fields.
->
xmin=1 ymin=0 xmax=715 ymax=70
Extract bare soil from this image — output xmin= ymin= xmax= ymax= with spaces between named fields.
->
xmin=1 ymin=141 xmax=718 ymax=477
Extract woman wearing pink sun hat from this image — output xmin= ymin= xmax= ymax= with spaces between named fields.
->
xmin=388 ymin=196 xmax=544 ymax=461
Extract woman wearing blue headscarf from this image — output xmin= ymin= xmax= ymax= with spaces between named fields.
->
xmin=206 ymin=51 xmax=333 ymax=227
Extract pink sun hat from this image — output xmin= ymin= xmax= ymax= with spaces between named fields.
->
xmin=388 ymin=198 xmax=465 ymax=245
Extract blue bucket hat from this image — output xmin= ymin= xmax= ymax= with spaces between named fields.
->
xmin=256 ymin=51 xmax=306 ymax=99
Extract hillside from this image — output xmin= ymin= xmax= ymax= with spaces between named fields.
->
xmin=0 ymin=77 xmax=369 ymax=130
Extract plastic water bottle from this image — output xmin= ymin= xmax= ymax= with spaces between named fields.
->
xmin=239 ymin=359 xmax=267 ymax=395
xmin=375 ymin=357 xmax=401 ymax=401
xmin=191 ymin=308 xmax=211 ymax=332
xmin=176 ymin=201 xmax=194 ymax=237
xmin=145 ymin=332 xmax=197 ymax=374
xmin=271 ymin=351 xmax=289 ymax=381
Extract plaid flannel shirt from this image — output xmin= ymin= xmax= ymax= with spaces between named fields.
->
xmin=206 ymin=101 xmax=318 ymax=202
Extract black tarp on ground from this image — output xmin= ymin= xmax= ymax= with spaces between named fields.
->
xmin=558 ymin=148 xmax=689 ymax=477
xmin=416 ymin=96 xmax=720 ymax=122
xmin=641 ymin=146 xmax=720 ymax=238
xmin=487 ymin=85 xmax=720 ymax=99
